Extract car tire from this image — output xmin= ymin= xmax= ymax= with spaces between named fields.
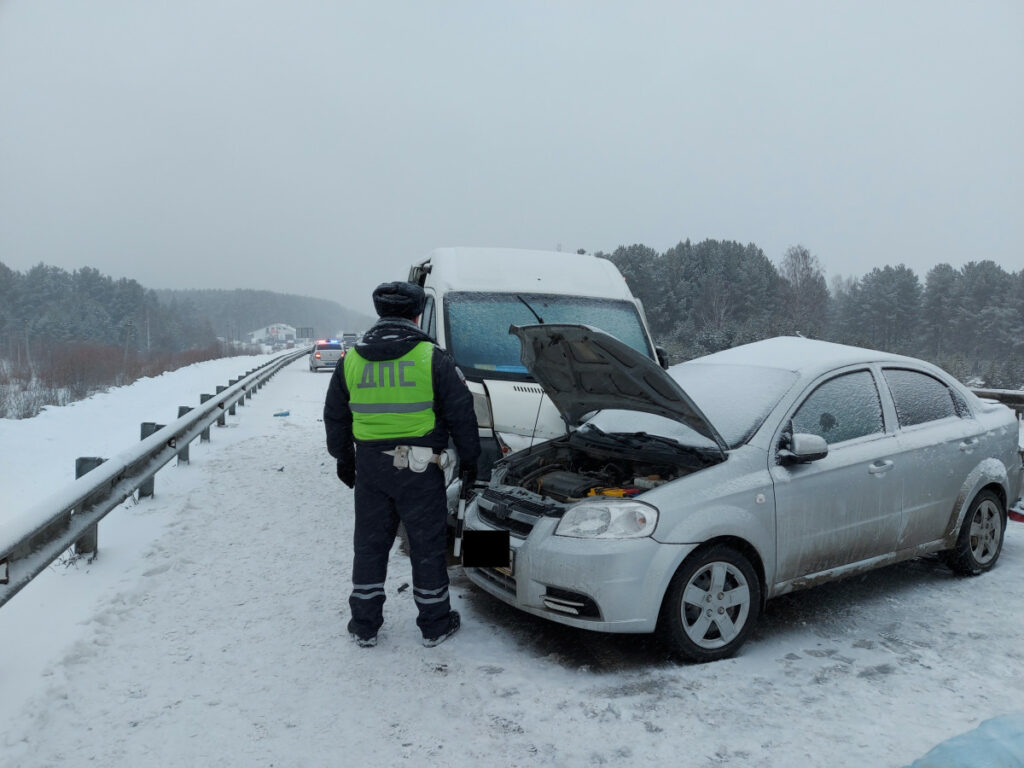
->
xmin=945 ymin=490 xmax=1006 ymax=576
xmin=659 ymin=544 xmax=761 ymax=663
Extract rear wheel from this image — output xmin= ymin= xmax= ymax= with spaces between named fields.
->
xmin=659 ymin=544 xmax=761 ymax=663
xmin=946 ymin=490 xmax=1006 ymax=576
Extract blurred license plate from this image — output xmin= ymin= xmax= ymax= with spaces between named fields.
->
xmin=494 ymin=549 xmax=515 ymax=577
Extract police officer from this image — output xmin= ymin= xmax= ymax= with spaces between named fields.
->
xmin=324 ymin=281 xmax=480 ymax=647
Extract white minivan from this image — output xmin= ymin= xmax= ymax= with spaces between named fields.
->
xmin=407 ymin=247 xmax=665 ymax=475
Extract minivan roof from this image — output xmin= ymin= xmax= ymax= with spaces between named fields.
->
xmin=416 ymin=247 xmax=636 ymax=301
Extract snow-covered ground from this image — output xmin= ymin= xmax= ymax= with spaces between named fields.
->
xmin=1 ymin=356 xmax=1023 ymax=767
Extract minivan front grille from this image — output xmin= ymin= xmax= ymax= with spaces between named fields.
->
xmin=513 ymin=384 xmax=544 ymax=394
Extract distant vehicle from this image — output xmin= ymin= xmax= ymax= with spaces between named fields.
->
xmin=341 ymin=332 xmax=360 ymax=347
xmin=309 ymin=340 xmax=344 ymax=372
xmin=407 ymin=247 xmax=666 ymax=476
xmin=465 ymin=328 xmax=1022 ymax=662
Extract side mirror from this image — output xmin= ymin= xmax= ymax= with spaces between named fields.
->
xmin=655 ymin=346 xmax=669 ymax=369
xmin=778 ymin=433 xmax=828 ymax=464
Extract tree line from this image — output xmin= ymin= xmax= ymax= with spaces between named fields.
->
xmin=0 ymin=262 xmax=218 ymax=362
xmin=154 ymin=288 xmax=373 ymax=342
xmin=601 ymin=240 xmax=1024 ymax=389
xmin=0 ymin=262 xmax=368 ymax=418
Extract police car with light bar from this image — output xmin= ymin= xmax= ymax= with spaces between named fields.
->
xmin=309 ymin=339 xmax=345 ymax=372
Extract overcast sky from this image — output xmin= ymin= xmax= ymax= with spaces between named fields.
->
xmin=0 ymin=1 xmax=1021 ymax=315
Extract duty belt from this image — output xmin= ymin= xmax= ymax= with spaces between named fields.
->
xmin=383 ymin=445 xmax=455 ymax=472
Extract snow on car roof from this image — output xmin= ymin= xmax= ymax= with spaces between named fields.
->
xmin=694 ymin=336 xmax=919 ymax=376
xmin=419 ymin=247 xmax=636 ymax=300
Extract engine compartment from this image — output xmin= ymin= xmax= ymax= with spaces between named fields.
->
xmin=495 ymin=431 xmax=719 ymax=503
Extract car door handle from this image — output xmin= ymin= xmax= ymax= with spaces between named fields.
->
xmin=868 ymin=460 xmax=894 ymax=475
xmin=959 ymin=438 xmax=980 ymax=452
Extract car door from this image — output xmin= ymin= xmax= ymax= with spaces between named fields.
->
xmin=880 ymin=367 xmax=980 ymax=548
xmin=771 ymin=368 xmax=902 ymax=583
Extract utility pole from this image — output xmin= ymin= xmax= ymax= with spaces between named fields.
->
xmin=122 ymin=320 xmax=134 ymax=375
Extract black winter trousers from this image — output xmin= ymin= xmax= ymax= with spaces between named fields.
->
xmin=348 ymin=446 xmax=451 ymax=639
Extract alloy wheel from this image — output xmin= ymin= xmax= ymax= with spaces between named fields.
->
xmin=970 ymin=498 xmax=1002 ymax=565
xmin=680 ymin=561 xmax=752 ymax=649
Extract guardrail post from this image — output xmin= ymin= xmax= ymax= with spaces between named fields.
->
xmin=177 ymin=406 xmax=193 ymax=464
xmin=237 ymin=378 xmax=245 ymax=407
xmin=139 ymin=422 xmax=164 ymax=497
xmin=216 ymin=386 xmax=227 ymax=426
xmin=74 ymin=457 xmax=105 ymax=555
xmin=200 ymin=394 xmax=212 ymax=440
xmin=228 ymin=380 xmax=237 ymax=415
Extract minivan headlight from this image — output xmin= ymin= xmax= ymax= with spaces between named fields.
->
xmin=472 ymin=391 xmax=493 ymax=429
xmin=555 ymin=500 xmax=659 ymax=539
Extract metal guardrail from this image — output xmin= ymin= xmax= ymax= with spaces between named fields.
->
xmin=971 ymin=388 xmax=1024 ymax=417
xmin=0 ymin=347 xmax=310 ymax=609
xmin=973 ymin=388 xmax=1024 ymax=519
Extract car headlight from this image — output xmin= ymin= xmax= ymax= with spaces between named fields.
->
xmin=555 ymin=500 xmax=659 ymax=539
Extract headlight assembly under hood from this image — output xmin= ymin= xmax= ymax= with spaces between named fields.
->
xmin=555 ymin=500 xmax=659 ymax=539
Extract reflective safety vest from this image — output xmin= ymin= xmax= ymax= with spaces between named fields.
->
xmin=344 ymin=341 xmax=436 ymax=441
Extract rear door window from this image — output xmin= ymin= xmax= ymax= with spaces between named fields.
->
xmin=882 ymin=369 xmax=958 ymax=427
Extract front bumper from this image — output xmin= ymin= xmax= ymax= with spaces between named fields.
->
xmin=463 ymin=498 xmax=694 ymax=633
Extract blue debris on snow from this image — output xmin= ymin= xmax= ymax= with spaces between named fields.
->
xmin=905 ymin=713 xmax=1024 ymax=768
xmin=273 ymin=411 xmax=290 ymax=417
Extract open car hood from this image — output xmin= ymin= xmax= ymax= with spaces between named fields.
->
xmin=510 ymin=324 xmax=728 ymax=454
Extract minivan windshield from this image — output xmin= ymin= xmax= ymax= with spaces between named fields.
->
xmin=445 ymin=292 xmax=653 ymax=380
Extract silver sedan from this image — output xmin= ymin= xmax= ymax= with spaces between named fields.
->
xmin=463 ymin=325 xmax=1022 ymax=662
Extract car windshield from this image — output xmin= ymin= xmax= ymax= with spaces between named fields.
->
xmin=444 ymin=292 xmax=653 ymax=380
xmin=317 ymin=343 xmax=342 ymax=351
xmin=586 ymin=362 xmax=799 ymax=449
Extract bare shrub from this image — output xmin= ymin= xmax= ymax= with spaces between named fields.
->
xmin=1 ymin=338 xmax=259 ymax=419
xmin=36 ymin=342 xmax=124 ymax=399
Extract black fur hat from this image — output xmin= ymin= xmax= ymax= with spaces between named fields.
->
xmin=372 ymin=281 xmax=426 ymax=319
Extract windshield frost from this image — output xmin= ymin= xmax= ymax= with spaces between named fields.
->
xmin=445 ymin=292 xmax=652 ymax=379
xmin=670 ymin=363 xmax=798 ymax=446
xmin=586 ymin=362 xmax=798 ymax=449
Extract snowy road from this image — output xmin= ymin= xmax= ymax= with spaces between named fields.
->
xmin=1 ymin=356 xmax=1023 ymax=767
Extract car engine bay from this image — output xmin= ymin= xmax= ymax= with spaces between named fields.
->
xmin=493 ymin=429 xmax=721 ymax=504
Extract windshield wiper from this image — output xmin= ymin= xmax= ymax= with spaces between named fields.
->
xmin=576 ymin=426 xmax=719 ymax=461
xmin=516 ymin=295 xmax=545 ymax=324
xmin=574 ymin=427 xmax=652 ymax=450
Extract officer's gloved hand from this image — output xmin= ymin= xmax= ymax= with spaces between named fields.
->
xmin=336 ymin=461 xmax=355 ymax=489
xmin=460 ymin=464 xmax=478 ymax=491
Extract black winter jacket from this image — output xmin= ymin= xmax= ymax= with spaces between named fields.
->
xmin=324 ymin=317 xmax=481 ymax=468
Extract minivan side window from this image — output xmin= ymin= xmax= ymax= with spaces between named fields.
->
xmin=792 ymin=371 xmax=884 ymax=445
xmin=883 ymin=368 xmax=958 ymax=427
xmin=421 ymin=296 xmax=436 ymax=341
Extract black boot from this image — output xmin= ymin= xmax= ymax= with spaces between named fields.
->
xmin=422 ymin=610 xmax=460 ymax=647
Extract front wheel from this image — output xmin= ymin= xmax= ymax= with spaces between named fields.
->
xmin=659 ymin=544 xmax=761 ymax=663
xmin=945 ymin=490 xmax=1006 ymax=576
